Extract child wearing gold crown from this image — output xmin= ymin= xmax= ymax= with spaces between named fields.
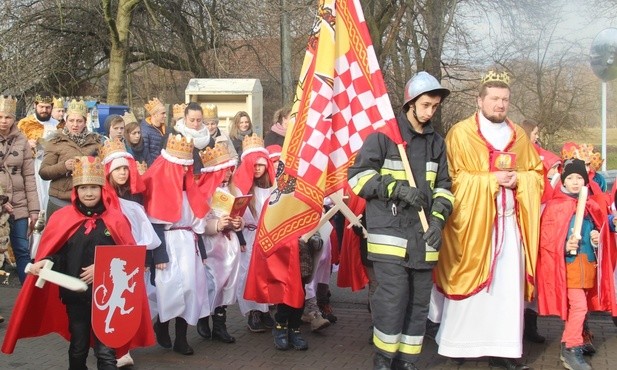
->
xmin=141 ymin=134 xmax=211 ymax=356
xmin=196 ymin=143 xmax=243 ymax=343
xmin=229 ymin=134 xmax=278 ymax=333
xmin=2 ymin=156 xmax=154 ymax=367
xmin=168 ymin=102 xmax=211 ymax=174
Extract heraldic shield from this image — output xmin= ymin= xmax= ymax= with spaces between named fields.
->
xmin=92 ymin=245 xmax=146 ymax=348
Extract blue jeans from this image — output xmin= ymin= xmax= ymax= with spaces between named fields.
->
xmin=9 ymin=217 xmax=30 ymax=284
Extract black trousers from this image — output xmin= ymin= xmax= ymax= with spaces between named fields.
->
xmin=65 ymin=303 xmax=117 ymax=370
xmin=275 ymin=303 xmax=305 ymax=330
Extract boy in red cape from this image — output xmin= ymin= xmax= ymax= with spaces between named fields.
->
xmin=1 ymin=156 xmax=154 ymax=367
xmin=537 ymin=158 xmax=617 ymax=370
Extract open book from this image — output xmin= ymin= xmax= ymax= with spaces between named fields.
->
xmin=210 ymin=189 xmax=253 ymax=217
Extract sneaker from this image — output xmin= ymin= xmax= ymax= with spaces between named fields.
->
xmin=116 ymin=352 xmax=134 ymax=368
xmin=272 ymin=323 xmax=289 ymax=350
xmin=288 ymin=328 xmax=309 ymax=350
xmin=582 ymin=329 xmax=596 ymax=356
xmin=305 ymin=311 xmax=330 ymax=332
xmin=301 ymin=312 xmax=313 ymax=324
xmin=261 ymin=311 xmax=275 ymax=329
xmin=319 ymin=303 xmax=337 ymax=323
xmin=560 ymin=346 xmax=591 ymax=370
xmin=247 ymin=310 xmax=266 ymax=333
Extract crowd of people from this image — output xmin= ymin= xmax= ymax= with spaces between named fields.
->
xmin=350 ymin=70 xmax=617 ymax=370
xmin=0 ymin=68 xmax=616 ymax=370
xmin=0 ymin=97 xmax=338 ymax=369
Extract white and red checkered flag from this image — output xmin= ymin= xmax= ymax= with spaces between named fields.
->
xmin=249 ymin=0 xmax=400 ymax=265
xmin=284 ymin=0 xmax=402 ymax=206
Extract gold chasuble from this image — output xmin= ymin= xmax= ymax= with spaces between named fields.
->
xmin=435 ymin=114 xmax=543 ymax=301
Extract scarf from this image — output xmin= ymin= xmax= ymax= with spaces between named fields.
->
xmin=270 ymin=122 xmax=286 ymax=136
xmin=237 ymin=128 xmax=253 ymax=141
xmin=62 ymin=127 xmax=90 ymax=147
xmin=173 ymin=119 xmax=211 ymax=149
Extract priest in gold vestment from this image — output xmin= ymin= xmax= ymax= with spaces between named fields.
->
xmin=434 ymin=72 xmax=543 ymax=369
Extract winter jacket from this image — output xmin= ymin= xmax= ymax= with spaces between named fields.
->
xmin=141 ymin=119 xmax=166 ymax=166
xmin=348 ymin=112 xmax=453 ymax=269
xmin=39 ymin=131 xmax=102 ymax=201
xmin=264 ymin=130 xmax=285 ymax=147
xmin=0 ymin=124 xmax=40 ymax=219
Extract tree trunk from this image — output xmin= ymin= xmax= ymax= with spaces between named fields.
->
xmin=105 ymin=0 xmax=140 ymax=104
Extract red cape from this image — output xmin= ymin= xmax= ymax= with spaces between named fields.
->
xmin=2 ymin=188 xmax=155 ymax=355
xmin=336 ymin=189 xmax=369 ymax=291
xmin=536 ymin=188 xmax=617 ymax=319
xmin=535 ymin=145 xmax=561 ymax=204
xmin=141 ymin=155 xmax=208 ymax=222
xmin=244 ymin=237 xmax=305 ymax=308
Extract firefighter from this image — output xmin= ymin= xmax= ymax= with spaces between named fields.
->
xmin=348 ymin=71 xmax=454 ymax=370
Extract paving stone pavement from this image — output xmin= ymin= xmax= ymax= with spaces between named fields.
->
xmin=0 ymin=271 xmax=616 ymax=369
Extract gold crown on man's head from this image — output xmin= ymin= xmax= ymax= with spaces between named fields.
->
xmin=34 ymin=94 xmax=54 ymax=105
xmin=166 ymin=134 xmax=194 ymax=160
xmin=201 ymin=103 xmax=218 ymax=121
xmin=72 ymin=156 xmax=105 ymax=187
xmin=0 ymin=96 xmax=17 ymax=117
xmin=66 ymin=99 xmax=88 ymax=117
xmin=173 ymin=103 xmax=187 ymax=120
xmin=481 ymin=70 xmax=511 ymax=86
xmin=122 ymin=111 xmax=138 ymax=125
xmin=52 ymin=97 xmax=64 ymax=109
xmin=200 ymin=143 xmax=233 ymax=168
xmin=100 ymin=138 xmax=128 ymax=162
xmin=144 ymin=97 xmax=165 ymax=116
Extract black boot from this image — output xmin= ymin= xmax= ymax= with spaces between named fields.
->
xmin=196 ymin=316 xmax=211 ymax=339
xmin=212 ymin=306 xmax=236 ymax=343
xmin=523 ymin=308 xmax=545 ymax=343
xmin=173 ymin=317 xmax=194 ymax=355
xmin=391 ymin=358 xmax=419 ymax=370
xmin=488 ymin=357 xmax=529 ymax=370
xmin=153 ymin=317 xmax=172 ymax=349
xmin=373 ymin=352 xmax=391 ymax=370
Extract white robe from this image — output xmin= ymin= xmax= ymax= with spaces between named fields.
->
xmin=237 ymin=186 xmax=270 ymax=315
xmin=203 ymin=185 xmax=242 ymax=311
xmin=305 ymin=221 xmax=333 ymax=300
xmin=148 ymin=193 xmax=210 ymax=325
xmin=436 ymin=114 xmax=525 ymax=358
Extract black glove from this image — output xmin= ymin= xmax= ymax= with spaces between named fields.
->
xmin=423 ymin=216 xmax=445 ymax=251
xmin=392 ymin=182 xmax=428 ymax=211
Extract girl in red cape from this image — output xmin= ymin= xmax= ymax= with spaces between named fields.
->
xmin=1 ymin=156 xmax=154 ymax=367
xmin=537 ymin=158 xmax=616 ymax=370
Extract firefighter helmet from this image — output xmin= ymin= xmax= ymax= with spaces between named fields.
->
xmin=403 ymin=71 xmax=450 ymax=106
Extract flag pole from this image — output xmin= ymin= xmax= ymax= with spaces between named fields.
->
xmin=397 ymin=144 xmax=429 ymax=232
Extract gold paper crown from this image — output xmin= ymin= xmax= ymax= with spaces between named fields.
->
xmin=561 ymin=142 xmax=593 ymax=163
xmin=200 ymin=143 xmax=232 ymax=168
xmin=144 ymin=98 xmax=165 ymax=116
xmin=100 ymin=138 xmax=128 ymax=162
xmin=0 ymin=96 xmax=17 ymax=116
xmin=136 ymin=161 xmax=148 ymax=175
xmin=122 ymin=111 xmax=138 ymax=125
xmin=166 ymin=134 xmax=194 ymax=160
xmin=66 ymin=99 xmax=87 ymax=117
xmin=72 ymin=156 xmax=105 ymax=187
xmin=34 ymin=94 xmax=53 ymax=104
xmin=173 ymin=103 xmax=187 ymax=120
xmin=481 ymin=70 xmax=510 ymax=86
xmin=52 ymin=97 xmax=64 ymax=108
xmin=201 ymin=103 xmax=218 ymax=120
xmin=590 ymin=151 xmax=603 ymax=171
xmin=242 ymin=133 xmax=265 ymax=152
